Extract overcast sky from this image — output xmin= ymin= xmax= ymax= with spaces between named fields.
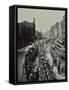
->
xmin=18 ymin=8 xmax=65 ymax=34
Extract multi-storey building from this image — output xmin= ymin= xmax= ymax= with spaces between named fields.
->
xmin=60 ymin=16 xmax=65 ymax=39
xmin=18 ymin=18 xmax=35 ymax=49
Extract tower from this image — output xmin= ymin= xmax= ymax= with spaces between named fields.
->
xmin=33 ymin=17 xmax=35 ymax=35
xmin=33 ymin=17 xmax=35 ymax=24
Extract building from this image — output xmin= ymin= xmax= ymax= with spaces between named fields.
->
xmin=60 ymin=16 xmax=65 ymax=39
xmin=18 ymin=18 xmax=35 ymax=49
xmin=49 ymin=25 xmax=54 ymax=40
xmin=49 ymin=18 xmax=64 ymax=41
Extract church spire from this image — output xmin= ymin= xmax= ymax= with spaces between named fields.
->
xmin=33 ymin=17 xmax=35 ymax=24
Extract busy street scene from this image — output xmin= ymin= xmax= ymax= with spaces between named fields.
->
xmin=17 ymin=8 xmax=65 ymax=82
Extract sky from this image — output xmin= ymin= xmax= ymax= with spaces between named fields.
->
xmin=18 ymin=8 xmax=65 ymax=34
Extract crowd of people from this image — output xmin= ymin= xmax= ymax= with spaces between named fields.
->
xmin=22 ymin=37 xmax=65 ymax=82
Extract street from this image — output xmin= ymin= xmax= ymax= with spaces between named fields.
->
xmin=18 ymin=38 xmax=65 ymax=82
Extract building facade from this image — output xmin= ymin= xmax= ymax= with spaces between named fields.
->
xmin=48 ymin=15 xmax=65 ymax=41
xmin=18 ymin=18 xmax=35 ymax=49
